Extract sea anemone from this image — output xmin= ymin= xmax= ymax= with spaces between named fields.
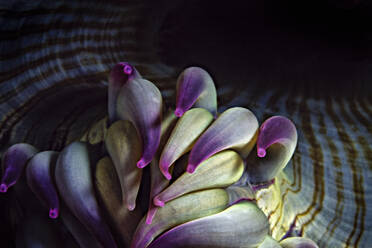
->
xmin=1 ymin=1 xmax=371 ymax=247
xmin=1 ymin=62 xmax=318 ymax=248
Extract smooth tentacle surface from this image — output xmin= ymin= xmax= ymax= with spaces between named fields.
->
xmin=1 ymin=143 xmax=38 ymax=193
xmin=175 ymin=67 xmax=217 ymax=117
xmin=55 ymin=142 xmax=117 ymax=248
xmin=26 ymin=151 xmax=60 ymax=219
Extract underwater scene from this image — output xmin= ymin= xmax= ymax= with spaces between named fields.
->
xmin=0 ymin=0 xmax=371 ymax=247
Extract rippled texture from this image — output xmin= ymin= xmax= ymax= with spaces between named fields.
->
xmin=0 ymin=0 xmax=371 ymax=247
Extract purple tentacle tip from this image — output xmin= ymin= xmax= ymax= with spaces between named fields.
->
xmin=159 ymin=164 xmax=172 ymax=180
xmin=174 ymin=108 xmax=184 ymax=117
xmin=118 ymin=62 xmax=134 ymax=76
xmin=49 ymin=208 xmax=59 ymax=219
xmin=163 ymin=172 xmax=172 ymax=181
xmin=186 ymin=165 xmax=196 ymax=174
xmin=137 ymin=158 xmax=147 ymax=169
xmin=257 ymin=148 xmax=266 ymax=158
xmin=146 ymin=207 xmax=158 ymax=225
xmin=153 ymin=197 xmax=164 ymax=207
xmin=0 ymin=183 xmax=8 ymax=193
xmin=123 ymin=64 xmax=133 ymax=75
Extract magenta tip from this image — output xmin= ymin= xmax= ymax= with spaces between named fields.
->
xmin=146 ymin=207 xmax=158 ymax=225
xmin=162 ymin=170 xmax=172 ymax=181
xmin=257 ymin=148 xmax=266 ymax=158
xmin=137 ymin=158 xmax=147 ymax=168
xmin=146 ymin=216 xmax=153 ymax=225
xmin=123 ymin=64 xmax=133 ymax=75
xmin=159 ymin=160 xmax=172 ymax=180
xmin=49 ymin=208 xmax=59 ymax=219
xmin=0 ymin=183 xmax=8 ymax=193
xmin=186 ymin=165 xmax=195 ymax=174
xmin=174 ymin=108 xmax=184 ymax=117
xmin=165 ymin=174 xmax=172 ymax=180
xmin=153 ymin=197 xmax=165 ymax=207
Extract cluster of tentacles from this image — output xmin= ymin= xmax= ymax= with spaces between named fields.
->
xmin=1 ymin=62 xmax=319 ymax=248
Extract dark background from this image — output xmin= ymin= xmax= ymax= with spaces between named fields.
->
xmin=156 ymin=0 xmax=372 ymax=96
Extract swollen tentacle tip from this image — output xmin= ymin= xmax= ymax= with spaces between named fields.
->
xmin=174 ymin=108 xmax=184 ymax=117
xmin=118 ymin=62 xmax=134 ymax=76
xmin=186 ymin=165 xmax=196 ymax=174
xmin=123 ymin=64 xmax=133 ymax=75
xmin=257 ymin=148 xmax=266 ymax=158
xmin=153 ymin=197 xmax=165 ymax=207
xmin=49 ymin=208 xmax=59 ymax=219
xmin=0 ymin=183 xmax=8 ymax=193
xmin=137 ymin=158 xmax=147 ymax=169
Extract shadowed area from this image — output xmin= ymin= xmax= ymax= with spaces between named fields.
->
xmin=157 ymin=0 xmax=372 ymax=96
